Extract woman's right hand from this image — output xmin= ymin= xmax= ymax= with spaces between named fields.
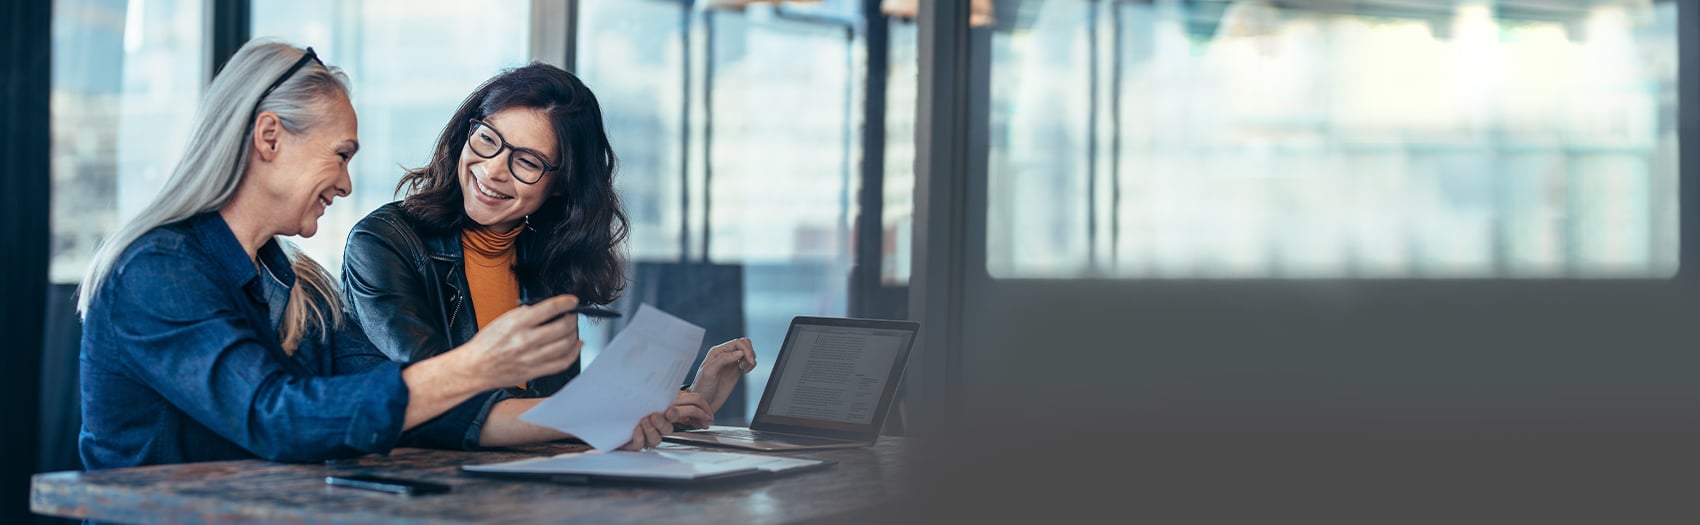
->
xmin=459 ymin=294 xmax=583 ymax=391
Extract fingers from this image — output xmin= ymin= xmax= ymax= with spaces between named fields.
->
xmin=565 ymin=338 xmax=584 ymax=364
xmin=531 ymin=337 xmax=581 ymax=375
xmin=706 ymin=338 xmax=757 ymax=373
xmin=527 ymin=313 xmax=579 ymax=341
xmin=639 ymin=413 xmax=664 ymax=448
xmin=494 ymin=296 xmax=582 ymax=349
xmin=623 ymin=414 xmax=662 ymax=451
xmin=666 ymin=404 xmax=713 ymax=429
xmin=667 ymin=393 xmax=713 ymax=427
xmin=460 ymin=297 xmax=587 ymax=390
xmin=674 ymin=391 xmax=711 ymax=413
xmin=621 ymin=414 xmax=667 ymax=451
xmin=512 ymin=294 xmax=580 ymax=327
xmin=733 ymin=337 xmax=756 ymax=372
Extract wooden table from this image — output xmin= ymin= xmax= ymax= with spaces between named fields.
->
xmin=31 ymin=439 xmax=907 ymax=524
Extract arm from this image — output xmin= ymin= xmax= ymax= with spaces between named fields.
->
xmin=685 ymin=338 xmax=759 ymax=416
xmin=331 ymin=288 xmax=571 ymax=448
xmin=478 ymin=398 xmax=697 ymax=450
xmin=104 ymin=251 xmax=422 ymax=462
xmin=399 ymin=353 xmax=493 ymax=429
xmin=476 ymin=398 xmax=570 ymax=447
xmin=329 ymin=307 xmax=493 ymax=431
xmin=342 ymin=217 xmax=586 ymax=448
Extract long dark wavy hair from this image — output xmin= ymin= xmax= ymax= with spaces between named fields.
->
xmin=398 ymin=62 xmax=628 ymax=305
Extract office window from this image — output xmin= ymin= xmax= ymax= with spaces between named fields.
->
xmin=986 ymin=0 xmax=1679 ymax=278
xmin=581 ymin=0 xmax=869 ymax=416
xmin=577 ymin=0 xmax=688 ymax=263
xmin=50 ymin=0 xmax=205 ymax=283
xmin=883 ymin=19 xmax=918 ymax=286
xmin=252 ymin=0 xmax=533 ymax=275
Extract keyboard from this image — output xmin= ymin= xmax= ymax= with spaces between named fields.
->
xmin=698 ymin=428 xmax=845 ymax=446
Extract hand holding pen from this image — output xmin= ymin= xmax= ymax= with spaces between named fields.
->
xmin=518 ymin=296 xmax=623 ymax=324
xmin=457 ymin=295 xmax=585 ymax=390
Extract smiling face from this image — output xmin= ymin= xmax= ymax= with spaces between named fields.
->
xmin=258 ymin=93 xmax=359 ymax=238
xmin=459 ymin=107 xmax=559 ymax=233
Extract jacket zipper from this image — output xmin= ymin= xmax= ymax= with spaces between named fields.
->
xmin=441 ymin=260 xmax=464 ymax=332
xmin=448 ymin=293 xmax=463 ymax=329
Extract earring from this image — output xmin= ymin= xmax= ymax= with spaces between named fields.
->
xmin=524 ymin=215 xmax=532 ymax=231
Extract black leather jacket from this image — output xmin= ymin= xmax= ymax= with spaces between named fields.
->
xmin=342 ymin=202 xmax=580 ymax=404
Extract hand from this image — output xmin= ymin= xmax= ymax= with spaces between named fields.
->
xmin=690 ymin=338 xmax=757 ymax=414
xmin=458 ymin=294 xmax=583 ymax=391
xmin=668 ymin=391 xmax=714 ymax=430
xmin=618 ymin=412 xmax=671 ymax=451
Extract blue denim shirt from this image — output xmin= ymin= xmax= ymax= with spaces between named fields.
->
xmin=78 ymin=213 xmax=493 ymax=469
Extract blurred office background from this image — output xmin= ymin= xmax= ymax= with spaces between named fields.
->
xmin=12 ymin=0 xmax=1697 ymax=521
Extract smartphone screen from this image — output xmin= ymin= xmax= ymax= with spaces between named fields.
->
xmin=325 ymin=474 xmax=452 ymax=495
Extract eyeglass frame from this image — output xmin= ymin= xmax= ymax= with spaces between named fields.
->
xmin=465 ymin=118 xmax=561 ymax=185
xmin=232 ymin=47 xmax=325 ymax=177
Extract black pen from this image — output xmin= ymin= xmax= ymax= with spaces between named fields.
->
xmin=518 ymin=297 xmax=623 ymax=321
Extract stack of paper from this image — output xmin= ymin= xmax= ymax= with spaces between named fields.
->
xmin=462 ymin=449 xmax=829 ymax=481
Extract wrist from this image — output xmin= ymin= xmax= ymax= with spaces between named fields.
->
xmin=401 ymin=357 xmax=478 ymax=411
xmin=435 ymin=345 xmax=494 ymax=393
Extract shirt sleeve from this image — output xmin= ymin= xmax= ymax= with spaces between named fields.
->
xmin=397 ymin=388 xmax=516 ymax=450
xmin=106 ymin=249 xmax=409 ymax=463
xmin=330 ymin=311 xmax=396 ymax=374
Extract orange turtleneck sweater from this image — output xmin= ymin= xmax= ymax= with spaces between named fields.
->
xmin=464 ymin=226 xmax=527 ymax=389
xmin=461 ymin=226 xmax=523 ymax=331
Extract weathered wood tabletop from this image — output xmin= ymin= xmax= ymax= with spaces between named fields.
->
xmin=32 ymin=439 xmax=907 ymax=524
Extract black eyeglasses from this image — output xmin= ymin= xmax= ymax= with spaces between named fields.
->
xmin=234 ymin=47 xmax=325 ymax=175
xmin=467 ymin=119 xmax=559 ymax=184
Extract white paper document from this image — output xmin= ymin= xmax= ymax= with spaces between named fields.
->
xmin=462 ymin=449 xmax=826 ymax=481
xmin=519 ymin=304 xmax=705 ymax=451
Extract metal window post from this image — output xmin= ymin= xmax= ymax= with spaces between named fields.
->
xmin=908 ymin=0 xmax=977 ymax=429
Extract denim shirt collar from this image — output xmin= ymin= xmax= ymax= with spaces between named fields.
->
xmin=186 ymin=211 xmax=296 ymax=294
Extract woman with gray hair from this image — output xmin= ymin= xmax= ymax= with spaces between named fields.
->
xmin=74 ymin=40 xmax=668 ymax=469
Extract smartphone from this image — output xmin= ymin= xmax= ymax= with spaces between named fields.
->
xmin=324 ymin=474 xmax=451 ymax=495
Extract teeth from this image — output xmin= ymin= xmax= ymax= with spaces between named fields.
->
xmin=475 ymin=177 xmax=512 ymax=200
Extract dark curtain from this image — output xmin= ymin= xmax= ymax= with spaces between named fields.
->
xmin=2 ymin=0 xmax=53 ymax=521
xmin=40 ymin=285 xmax=84 ymax=474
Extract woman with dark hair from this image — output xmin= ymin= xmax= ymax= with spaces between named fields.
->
xmin=342 ymin=62 xmax=755 ymax=448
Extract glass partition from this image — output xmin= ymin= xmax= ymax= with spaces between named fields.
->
xmin=985 ymin=0 xmax=1678 ymax=279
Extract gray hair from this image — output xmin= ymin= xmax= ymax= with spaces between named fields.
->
xmin=79 ymin=39 xmax=352 ymax=352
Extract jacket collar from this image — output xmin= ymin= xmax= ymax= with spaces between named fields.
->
xmin=420 ymin=223 xmax=546 ymax=299
xmin=188 ymin=212 xmax=294 ymax=290
xmin=421 ymin=227 xmax=463 ymax=263
xmin=421 ymin=223 xmax=536 ymax=267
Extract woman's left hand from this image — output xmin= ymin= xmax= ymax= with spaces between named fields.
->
xmin=668 ymin=391 xmax=713 ymax=430
xmin=689 ymin=337 xmax=757 ymax=417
